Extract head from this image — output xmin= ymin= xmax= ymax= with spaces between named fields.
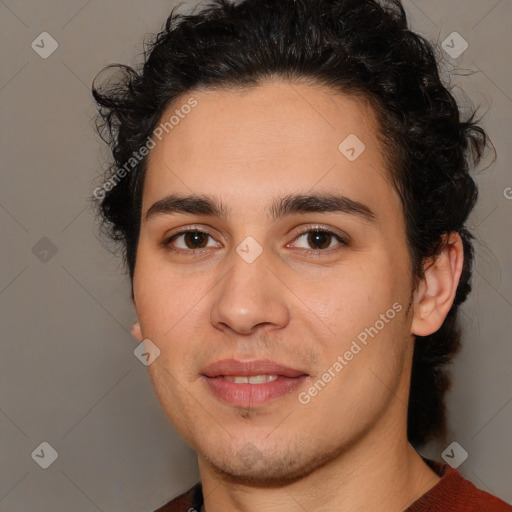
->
xmin=92 ymin=0 xmax=488 ymax=483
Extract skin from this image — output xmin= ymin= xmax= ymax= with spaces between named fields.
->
xmin=131 ymin=80 xmax=464 ymax=511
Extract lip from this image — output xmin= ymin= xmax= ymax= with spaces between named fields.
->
xmin=202 ymin=359 xmax=307 ymax=378
xmin=201 ymin=359 xmax=309 ymax=407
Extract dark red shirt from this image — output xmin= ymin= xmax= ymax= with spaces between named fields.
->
xmin=154 ymin=458 xmax=511 ymax=511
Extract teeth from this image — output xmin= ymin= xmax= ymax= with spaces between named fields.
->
xmin=224 ymin=375 xmax=279 ymax=384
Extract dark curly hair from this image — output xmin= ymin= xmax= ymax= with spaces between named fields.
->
xmin=92 ymin=0 xmax=490 ymax=448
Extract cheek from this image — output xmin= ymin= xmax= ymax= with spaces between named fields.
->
xmin=146 ymin=362 xmax=205 ymax=445
xmin=133 ymin=249 xmax=220 ymax=383
xmin=299 ymin=258 xmax=404 ymax=336
xmin=134 ymin=246 xmax=200 ymax=334
xmin=297 ymin=305 xmax=410 ymax=432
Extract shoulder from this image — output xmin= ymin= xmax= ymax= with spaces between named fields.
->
xmin=153 ymin=482 xmax=203 ymax=512
xmin=408 ymin=459 xmax=511 ymax=511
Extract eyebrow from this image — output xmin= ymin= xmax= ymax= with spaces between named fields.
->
xmin=145 ymin=192 xmax=376 ymax=223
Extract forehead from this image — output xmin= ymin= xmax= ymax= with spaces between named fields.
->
xmin=142 ymin=80 xmax=399 ymax=223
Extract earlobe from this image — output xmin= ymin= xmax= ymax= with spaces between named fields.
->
xmin=411 ymin=233 xmax=464 ymax=337
xmin=131 ymin=321 xmax=143 ymax=341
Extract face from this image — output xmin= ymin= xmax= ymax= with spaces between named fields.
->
xmin=133 ymin=81 xmax=416 ymax=484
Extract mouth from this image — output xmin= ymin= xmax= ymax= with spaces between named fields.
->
xmin=223 ymin=375 xmax=279 ymax=383
xmin=201 ymin=359 xmax=309 ymax=407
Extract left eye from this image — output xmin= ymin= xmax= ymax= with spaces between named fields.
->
xmin=167 ymin=231 xmax=219 ymax=251
xmin=291 ymin=229 xmax=346 ymax=251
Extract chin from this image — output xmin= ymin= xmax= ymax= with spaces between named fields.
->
xmin=200 ymin=443 xmax=340 ymax=487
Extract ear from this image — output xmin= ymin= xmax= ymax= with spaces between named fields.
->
xmin=129 ymin=287 xmax=144 ymax=341
xmin=411 ymin=233 xmax=464 ymax=337
xmin=131 ymin=321 xmax=144 ymax=341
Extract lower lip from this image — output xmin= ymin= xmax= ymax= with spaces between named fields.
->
xmin=203 ymin=376 xmax=308 ymax=407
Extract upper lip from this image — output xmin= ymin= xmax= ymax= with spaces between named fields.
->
xmin=201 ymin=359 xmax=308 ymax=378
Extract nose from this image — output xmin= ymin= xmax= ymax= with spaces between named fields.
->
xmin=209 ymin=249 xmax=291 ymax=335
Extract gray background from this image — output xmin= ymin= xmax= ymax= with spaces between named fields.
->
xmin=0 ymin=0 xmax=510 ymax=510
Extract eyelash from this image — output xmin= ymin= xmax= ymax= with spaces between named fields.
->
xmin=162 ymin=226 xmax=349 ymax=255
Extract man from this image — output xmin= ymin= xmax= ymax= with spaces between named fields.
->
xmin=92 ymin=0 xmax=510 ymax=510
